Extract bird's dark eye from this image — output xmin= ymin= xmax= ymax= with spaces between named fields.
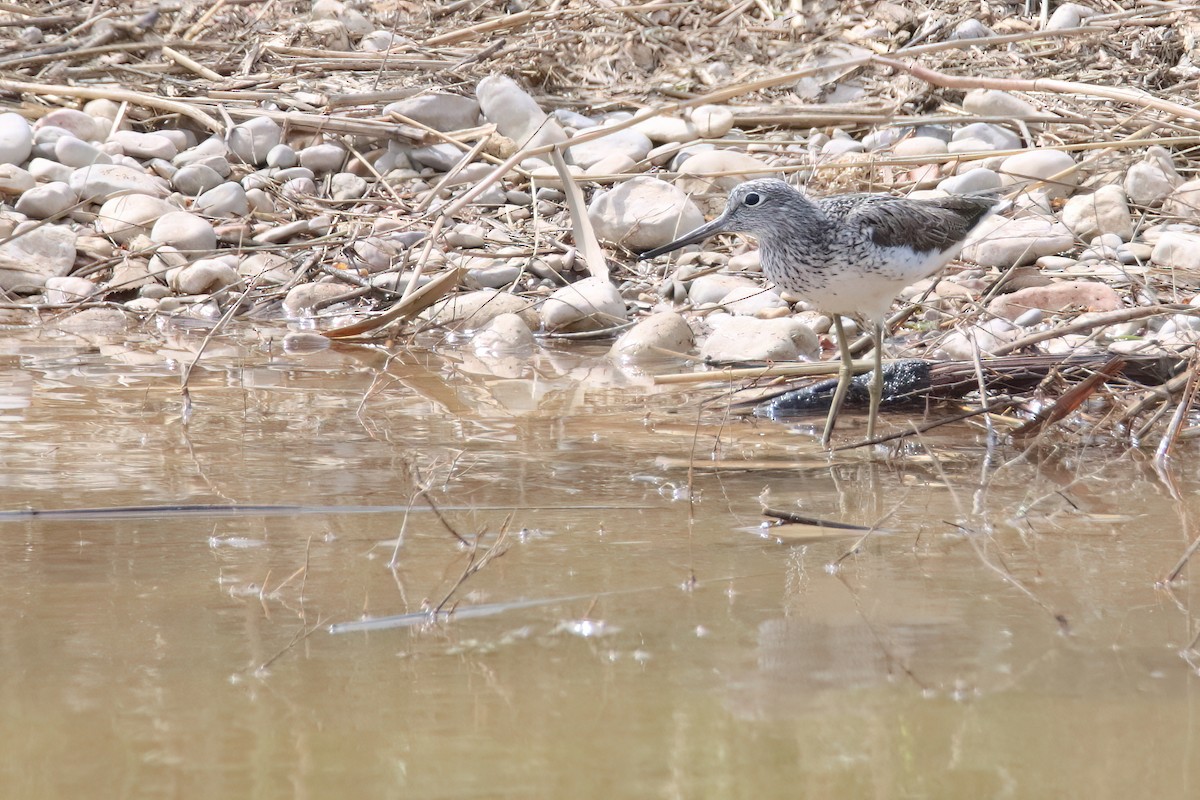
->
xmin=743 ymin=192 xmax=762 ymax=206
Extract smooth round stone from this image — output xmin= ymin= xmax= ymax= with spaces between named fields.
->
xmin=567 ymin=126 xmax=653 ymax=169
xmin=1151 ymin=232 xmax=1200 ymax=270
xmin=691 ymin=105 xmax=734 ymax=138
xmin=727 ymin=250 xmax=761 ymax=272
xmin=1061 ymin=185 xmax=1133 ymax=241
xmin=653 ymin=141 xmax=702 ymax=168
xmin=273 ymin=166 xmax=315 ymax=183
xmin=0 ymin=164 xmax=34 ymax=196
xmin=632 ymin=116 xmax=698 ymax=145
xmin=124 ymin=297 xmax=160 ymax=313
xmin=0 ymin=222 xmax=76 ymax=292
xmin=987 ymin=281 xmax=1122 ymax=321
xmin=947 ymin=137 xmax=997 ymax=154
xmin=265 ymin=144 xmax=297 ymax=169
xmin=1162 ymin=179 xmax=1200 ymax=220
xmin=283 ymin=282 xmax=353 ymax=315
xmin=951 ymin=122 xmax=1020 ymax=151
xmin=938 ymin=319 xmax=1018 ymax=359
xmin=311 ymin=0 xmax=372 ymax=36
xmin=96 ymin=194 xmax=176 ymax=243
xmin=256 ymin=219 xmax=310 ymax=244
xmin=475 ymin=74 xmax=567 ymax=149
xmin=409 ymin=142 xmax=461 ymax=171
xmin=720 ymin=285 xmax=788 ymax=316
xmin=467 ymin=262 xmax=522 ymax=290
xmin=552 ymin=108 xmax=597 ymax=129
xmin=330 ymin=172 xmax=368 ymax=201
xmin=172 ymin=164 xmax=225 ymax=196
xmin=913 ymin=125 xmax=953 ymax=142
xmin=1048 ymin=2 xmax=1091 ymax=29
xmin=280 ymin=176 xmax=317 ymax=200
xmin=82 ymin=99 xmax=121 ymax=121
xmin=107 ymin=259 xmax=154 ymax=291
xmin=423 ymin=287 xmax=538 ymax=330
xmin=169 ymin=258 xmax=240 ymax=294
xmin=469 ymin=184 xmax=508 ymax=206
xmin=147 ymin=158 xmax=177 ymax=181
xmin=110 ymin=155 xmax=146 ymax=171
xmin=999 ymin=149 xmax=1078 ymax=197
xmin=963 ymin=90 xmax=1040 ymax=120
xmin=937 ymin=168 xmax=1001 ymax=194
xmin=359 ymin=30 xmax=402 ymax=51
xmin=0 ymin=112 xmax=32 ymax=166
xmin=610 ymin=311 xmax=694 ymax=361
xmin=14 ymin=181 xmax=74 ymax=219
xmin=227 ymin=116 xmax=282 ymax=165
xmin=34 ymin=109 xmax=97 ymax=142
xmin=863 ymin=128 xmax=905 ymax=151
xmin=173 ymin=137 xmax=230 ymax=168
xmin=194 ymin=182 xmax=249 ymax=216
xmin=156 ymin=129 xmax=194 ymax=152
xmin=1124 ymin=159 xmax=1178 ymax=207
xmin=700 ymin=316 xmax=819 ymax=362
xmin=298 ymin=143 xmax=346 ymax=174
xmin=588 ymin=176 xmax=704 ymax=251
xmin=28 ymin=157 xmax=72 ymax=182
xmin=308 ymin=215 xmax=332 ymax=236
xmin=445 ymin=225 xmax=487 ymax=249
xmin=239 ymin=252 xmax=293 ymax=284
xmin=1120 ymin=242 xmax=1153 ymax=262
xmin=584 ymin=153 xmax=638 ymax=177
xmin=148 ymin=245 xmax=188 ymax=275
xmin=32 ymin=125 xmax=72 ymax=146
xmin=150 ymin=211 xmax=216 ymax=253
xmin=54 ymin=135 xmax=111 ymax=168
xmin=110 ymin=130 xmax=177 ymax=161
xmin=949 ymin=18 xmax=993 ymax=39
xmin=188 ymin=155 xmax=231 ymax=179
xmin=69 ymin=164 xmax=169 ymax=202
xmin=93 ymin=119 xmax=114 ymax=143
xmin=894 ymin=136 xmax=948 ymax=157
xmin=821 ymin=137 xmax=865 ymax=156
xmin=384 ymin=92 xmax=481 ymax=132
xmin=540 ymin=276 xmax=628 ymax=332
xmin=43 ymin=276 xmax=95 ymax=304
xmin=961 ymin=216 xmax=1075 ymax=267
xmin=471 ymin=313 xmax=535 ymax=355
xmin=687 ymin=274 xmax=759 ymax=305
xmin=245 ymin=187 xmax=274 ymax=213
xmin=1013 ymin=308 xmax=1044 ymax=328
xmin=675 ymin=150 xmax=774 ymax=197
xmin=1036 ymin=255 xmax=1079 ymax=271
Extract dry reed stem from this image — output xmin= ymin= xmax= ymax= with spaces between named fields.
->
xmin=550 ymin=147 xmax=608 ymax=280
xmin=0 ymin=77 xmax=224 ymax=132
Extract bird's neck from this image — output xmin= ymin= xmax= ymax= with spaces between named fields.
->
xmin=755 ymin=196 xmax=825 ymax=249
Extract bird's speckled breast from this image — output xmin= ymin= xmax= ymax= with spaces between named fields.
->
xmin=756 ymin=219 xmax=957 ymax=323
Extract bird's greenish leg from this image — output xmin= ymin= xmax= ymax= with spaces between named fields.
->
xmin=821 ymin=316 xmax=855 ymax=448
xmin=866 ymin=321 xmax=884 ymax=441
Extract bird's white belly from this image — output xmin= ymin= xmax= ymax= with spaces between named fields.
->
xmin=768 ymin=243 xmax=962 ymax=323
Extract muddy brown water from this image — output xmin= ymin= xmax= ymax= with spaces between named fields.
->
xmin=2 ymin=322 xmax=1198 ymax=798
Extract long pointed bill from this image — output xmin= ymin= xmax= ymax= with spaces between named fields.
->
xmin=638 ymin=213 xmax=732 ymax=260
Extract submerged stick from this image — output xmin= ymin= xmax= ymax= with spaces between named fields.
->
xmin=320 ymin=264 xmax=462 ymax=339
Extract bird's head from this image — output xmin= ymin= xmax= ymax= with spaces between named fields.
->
xmin=639 ymin=178 xmax=803 ymax=259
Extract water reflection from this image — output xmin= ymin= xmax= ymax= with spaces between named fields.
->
xmin=0 ymin=323 xmax=1198 ymax=797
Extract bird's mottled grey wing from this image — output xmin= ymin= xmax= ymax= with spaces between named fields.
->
xmin=840 ymin=195 xmax=999 ymax=254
